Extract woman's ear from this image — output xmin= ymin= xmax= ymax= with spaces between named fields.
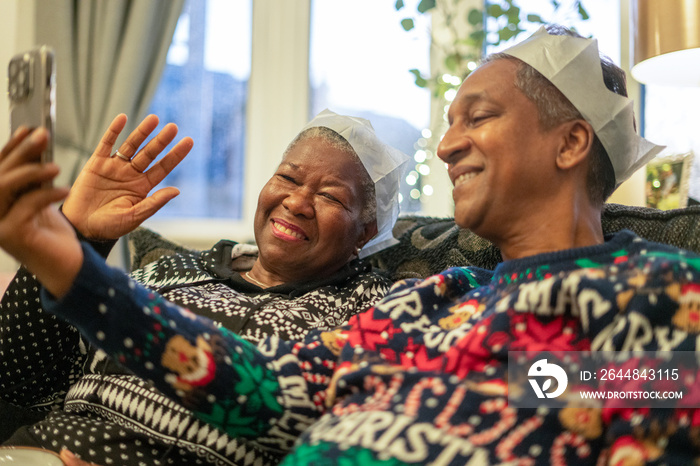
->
xmin=356 ymin=221 xmax=378 ymax=252
xmin=556 ymin=119 xmax=594 ymax=171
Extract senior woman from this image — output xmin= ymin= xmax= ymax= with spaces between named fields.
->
xmin=0 ymin=109 xmax=408 ymax=465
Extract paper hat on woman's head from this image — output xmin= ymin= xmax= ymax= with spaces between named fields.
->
xmin=301 ymin=109 xmax=410 ymax=258
xmin=499 ymin=27 xmax=664 ymax=185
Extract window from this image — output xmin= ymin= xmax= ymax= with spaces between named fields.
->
xmin=309 ymin=0 xmax=431 ymax=213
xmin=149 ymin=0 xmax=433 ymax=241
xmin=147 ymin=0 xmax=252 ymax=219
xmin=145 ymin=0 xmax=623 ymax=246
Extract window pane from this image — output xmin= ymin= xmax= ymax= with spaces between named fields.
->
xmin=309 ymin=0 xmax=431 ymax=213
xmin=148 ymin=0 xmax=252 ymax=219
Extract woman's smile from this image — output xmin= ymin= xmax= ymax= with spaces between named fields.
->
xmin=270 ymin=218 xmax=308 ymax=241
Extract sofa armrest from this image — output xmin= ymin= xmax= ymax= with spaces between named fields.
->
xmin=126 ymin=227 xmax=197 ymax=272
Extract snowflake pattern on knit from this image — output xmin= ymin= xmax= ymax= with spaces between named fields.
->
xmin=1 ymin=239 xmax=390 ymax=465
xmin=39 ymin=231 xmax=700 ymax=464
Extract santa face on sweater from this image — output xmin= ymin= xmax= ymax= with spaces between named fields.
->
xmin=671 ymin=283 xmax=700 ymax=333
xmin=161 ymin=334 xmax=216 ymax=392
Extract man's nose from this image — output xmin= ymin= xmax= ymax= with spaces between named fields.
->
xmin=282 ymin=188 xmax=314 ymax=218
xmin=437 ymin=124 xmax=471 ymax=164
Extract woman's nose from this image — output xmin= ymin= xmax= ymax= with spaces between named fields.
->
xmin=437 ymin=125 xmax=471 ymax=164
xmin=282 ymin=189 xmax=314 ymax=217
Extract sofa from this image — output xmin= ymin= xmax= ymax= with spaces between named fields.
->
xmin=129 ymin=203 xmax=700 ymax=280
xmin=2 ymin=202 xmax=699 ymax=443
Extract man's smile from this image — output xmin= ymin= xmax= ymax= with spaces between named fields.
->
xmin=454 ymin=171 xmax=481 ymax=188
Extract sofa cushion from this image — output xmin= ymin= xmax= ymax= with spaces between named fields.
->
xmin=367 ymin=203 xmax=700 ymax=279
xmin=127 ymin=227 xmax=196 ymax=271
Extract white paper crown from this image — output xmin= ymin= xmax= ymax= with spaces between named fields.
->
xmin=301 ymin=109 xmax=411 ymax=258
xmin=501 ymin=27 xmax=664 ymax=185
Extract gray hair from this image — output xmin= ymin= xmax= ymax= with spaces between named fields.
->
xmin=283 ymin=126 xmax=377 ymax=225
xmin=482 ymin=25 xmax=624 ymax=206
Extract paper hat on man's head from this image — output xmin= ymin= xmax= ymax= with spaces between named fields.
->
xmin=300 ymin=109 xmax=411 ymax=258
xmin=499 ymin=26 xmax=664 ymax=185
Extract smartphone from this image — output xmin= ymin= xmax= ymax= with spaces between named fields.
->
xmin=8 ymin=46 xmax=56 ymax=166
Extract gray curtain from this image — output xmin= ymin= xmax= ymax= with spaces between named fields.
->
xmin=34 ymin=0 xmax=185 ymax=185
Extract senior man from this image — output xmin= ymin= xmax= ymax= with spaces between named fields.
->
xmin=3 ymin=25 xmax=700 ymax=465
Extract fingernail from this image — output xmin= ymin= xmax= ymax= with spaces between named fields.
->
xmin=12 ymin=126 xmax=26 ymax=137
xmin=31 ymin=128 xmax=47 ymax=142
xmin=61 ymin=448 xmax=78 ymax=462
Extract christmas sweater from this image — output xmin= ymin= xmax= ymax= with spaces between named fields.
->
xmin=1 ymin=239 xmax=390 ymax=466
xmin=41 ymin=230 xmax=700 ymax=465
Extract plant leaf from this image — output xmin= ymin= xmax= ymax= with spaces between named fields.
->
xmin=470 ymin=29 xmax=486 ymax=41
xmin=401 ymin=18 xmax=415 ymax=31
xmin=498 ymin=26 xmax=520 ymax=43
xmin=444 ymin=54 xmax=460 ymax=72
xmin=526 ymin=14 xmax=544 ymax=23
xmin=506 ymin=5 xmax=521 ymax=24
xmin=469 ymin=29 xmax=487 ymax=46
xmin=417 ymin=0 xmax=436 ymax=13
xmin=467 ymin=8 xmax=483 ymax=25
xmin=409 ymin=69 xmax=427 ymax=88
xmin=395 ymin=0 xmax=404 ymax=10
xmin=577 ymin=2 xmax=590 ymax=20
xmin=486 ymin=4 xmax=504 ymax=17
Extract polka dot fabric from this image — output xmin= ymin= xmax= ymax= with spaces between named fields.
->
xmin=1 ymin=239 xmax=391 ymax=465
xmin=0 ymin=267 xmax=85 ymax=409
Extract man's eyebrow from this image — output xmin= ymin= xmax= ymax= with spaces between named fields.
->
xmin=456 ymin=91 xmax=491 ymax=107
xmin=279 ymin=161 xmax=300 ymax=170
xmin=448 ymin=91 xmax=491 ymax=121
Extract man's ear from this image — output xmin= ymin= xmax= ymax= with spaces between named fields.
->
xmin=556 ymin=119 xmax=594 ymax=171
xmin=356 ymin=221 xmax=378 ymax=251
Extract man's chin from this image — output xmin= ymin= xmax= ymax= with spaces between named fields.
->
xmin=454 ymin=210 xmax=493 ymax=243
xmin=453 ymin=206 xmax=477 ymax=231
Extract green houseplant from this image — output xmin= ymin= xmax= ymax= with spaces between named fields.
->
xmin=396 ymin=0 xmax=590 ymax=99
xmin=393 ymin=0 xmax=590 ymax=208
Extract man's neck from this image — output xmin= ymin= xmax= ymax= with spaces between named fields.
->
xmin=495 ymin=203 xmax=605 ymax=262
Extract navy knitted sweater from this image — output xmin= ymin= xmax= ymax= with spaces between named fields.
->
xmin=43 ymin=230 xmax=700 ymax=464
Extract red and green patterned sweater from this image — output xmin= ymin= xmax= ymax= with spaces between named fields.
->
xmin=43 ymin=230 xmax=700 ymax=464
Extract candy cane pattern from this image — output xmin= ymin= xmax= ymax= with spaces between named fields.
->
xmin=469 ymin=399 xmax=517 ymax=445
xmin=322 ymin=359 xmax=337 ymax=370
xmin=333 ymin=402 xmax=361 ymax=416
xmin=299 ymin=361 xmax=313 ymax=371
xmin=551 ymin=431 xmax=590 ymax=466
xmin=312 ymin=391 xmax=325 ymax=408
xmin=495 ymin=415 xmax=544 ymax=465
xmin=433 ymin=385 xmax=474 ymax=436
xmin=302 ymin=373 xmax=331 ymax=385
xmin=363 ymin=373 xmax=404 ymax=411
xmin=292 ymin=340 xmax=320 ymax=355
xmin=403 ymin=377 xmax=447 ymax=417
